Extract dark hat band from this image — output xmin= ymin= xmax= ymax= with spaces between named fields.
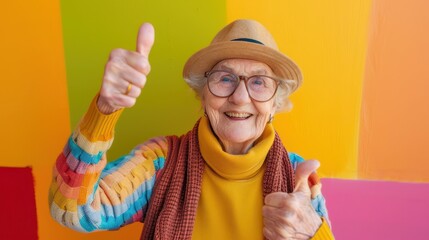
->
xmin=231 ymin=38 xmax=264 ymax=45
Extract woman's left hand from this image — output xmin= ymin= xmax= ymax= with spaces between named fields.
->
xmin=262 ymin=160 xmax=322 ymax=240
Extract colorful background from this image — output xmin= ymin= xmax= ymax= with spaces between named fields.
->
xmin=1 ymin=0 xmax=428 ymax=239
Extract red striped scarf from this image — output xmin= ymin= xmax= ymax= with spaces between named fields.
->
xmin=141 ymin=119 xmax=295 ymax=239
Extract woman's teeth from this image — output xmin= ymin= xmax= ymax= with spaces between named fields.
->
xmin=225 ymin=112 xmax=251 ymax=118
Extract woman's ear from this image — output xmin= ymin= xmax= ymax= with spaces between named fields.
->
xmin=200 ymin=91 xmax=207 ymax=115
xmin=200 ymin=90 xmax=206 ymax=105
xmin=272 ymin=97 xmax=280 ymax=114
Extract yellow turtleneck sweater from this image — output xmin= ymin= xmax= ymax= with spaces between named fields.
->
xmin=192 ymin=117 xmax=333 ymax=239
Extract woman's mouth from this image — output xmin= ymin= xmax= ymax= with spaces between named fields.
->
xmin=224 ymin=112 xmax=252 ymax=120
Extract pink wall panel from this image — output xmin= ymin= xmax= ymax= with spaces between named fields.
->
xmin=322 ymin=178 xmax=429 ymax=239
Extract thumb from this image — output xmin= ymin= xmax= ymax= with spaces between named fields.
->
xmin=136 ymin=22 xmax=155 ymax=57
xmin=294 ymin=160 xmax=320 ymax=194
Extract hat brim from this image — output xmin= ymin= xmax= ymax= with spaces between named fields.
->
xmin=183 ymin=41 xmax=302 ymax=88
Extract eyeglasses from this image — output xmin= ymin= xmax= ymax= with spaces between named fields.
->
xmin=204 ymin=70 xmax=280 ymax=102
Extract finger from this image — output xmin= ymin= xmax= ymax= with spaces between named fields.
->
xmin=263 ymin=217 xmax=294 ymax=239
xmin=262 ymin=205 xmax=296 ymax=223
xmin=263 ymin=227 xmax=275 ymax=240
xmin=118 ymin=62 xmax=148 ymax=88
xmin=109 ymin=93 xmax=137 ymax=109
xmin=265 ymin=192 xmax=286 ymax=207
xmin=125 ymin=53 xmax=151 ymax=75
xmin=107 ymin=48 xmax=148 ymax=75
xmin=294 ymin=160 xmax=320 ymax=194
xmin=99 ymin=88 xmax=137 ymax=109
xmin=265 ymin=192 xmax=298 ymax=208
xmin=111 ymin=80 xmax=142 ymax=98
xmin=136 ymin=23 xmax=155 ymax=57
xmin=124 ymin=83 xmax=142 ymax=98
xmin=103 ymin=61 xmax=146 ymax=90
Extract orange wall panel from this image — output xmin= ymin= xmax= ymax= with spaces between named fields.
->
xmin=0 ymin=0 xmax=71 ymax=239
xmin=359 ymin=0 xmax=429 ymax=182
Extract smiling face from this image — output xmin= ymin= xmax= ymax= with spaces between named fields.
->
xmin=201 ymin=59 xmax=278 ymax=154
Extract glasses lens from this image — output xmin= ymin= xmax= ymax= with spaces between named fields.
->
xmin=247 ymin=76 xmax=277 ymax=101
xmin=207 ymin=71 xmax=239 ymax=97
xmin=206 ymin=71 xmax=278 ymax=102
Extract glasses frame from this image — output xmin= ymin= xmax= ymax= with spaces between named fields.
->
xmin=204 ymin=70 xmax=281 ymax=102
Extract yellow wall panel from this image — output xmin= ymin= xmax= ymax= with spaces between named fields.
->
xmin=226 ymin=0 xmax=372 ymax=178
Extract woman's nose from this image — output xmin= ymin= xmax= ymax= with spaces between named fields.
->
xmin=228 ymin=81 xmax=251 ymax=104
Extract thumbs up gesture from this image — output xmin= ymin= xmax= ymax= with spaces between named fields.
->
xmin=262 ymin=160 xmax=323 ymax=240
xmin=97 ymin=23 xmax=155 ymax=114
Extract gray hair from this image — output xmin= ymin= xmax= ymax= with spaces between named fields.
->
xmin=184 ymin=73 xmax=298 ymax=113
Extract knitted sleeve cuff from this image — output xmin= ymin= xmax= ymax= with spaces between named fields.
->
xmin=311 ymin=218 xmax=335 ymax=240
xmin=78 ymin=94 xmax=124 ymax=142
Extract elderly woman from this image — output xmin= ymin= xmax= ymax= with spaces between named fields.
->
xmin=49 ymin=20 xmax=334 ymax=239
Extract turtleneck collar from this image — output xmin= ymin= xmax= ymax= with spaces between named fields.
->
xmin=198 ymin=116 xmax=275 ymax=180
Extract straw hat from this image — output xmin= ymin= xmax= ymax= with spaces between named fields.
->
xmin=183 ymin=19 xmax=302 ymax=89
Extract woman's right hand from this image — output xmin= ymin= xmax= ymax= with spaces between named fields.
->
xmin=97 ymin=23 xmax=155 ymax=114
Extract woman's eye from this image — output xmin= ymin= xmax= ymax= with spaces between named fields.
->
xmin=220 ymin=75 xmax=234 ymax=82
xmin=253 ymin=79 xmax=263 ymax=85
xmin=250 ymin=77 xmax=265 ymax=86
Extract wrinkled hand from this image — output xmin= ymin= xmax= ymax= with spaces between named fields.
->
xmin=263 ymin=160 xmax=322 ymax=240
xmin=97 ymin=23 xmax=155 ymax=114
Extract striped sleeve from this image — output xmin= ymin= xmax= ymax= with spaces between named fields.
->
xmin=49 ymin=96 xmax=169 ymax=232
